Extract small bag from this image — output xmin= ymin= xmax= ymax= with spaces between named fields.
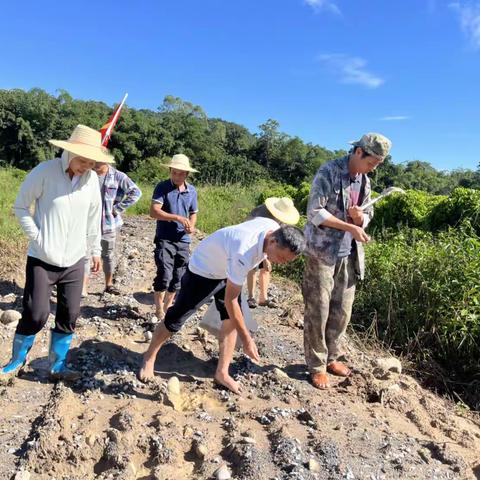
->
xmin=199 ymin=295 xmax=258 ymax=350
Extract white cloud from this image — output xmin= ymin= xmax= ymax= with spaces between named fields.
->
xmin=381 ymin=115 xmax=411 ymax=121
xmin=304 ymin=0 xmax=341 ymax=15
xmin=449 ymin=1 xmax=480 ymax=49
xmin=318 ymin=54 xmax=384 ymax=89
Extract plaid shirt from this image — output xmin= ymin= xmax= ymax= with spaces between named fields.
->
xmin=100 ymin=166 xmax=142 ymax=236
xmin=304 ymin=155 xmax=373 ymax=279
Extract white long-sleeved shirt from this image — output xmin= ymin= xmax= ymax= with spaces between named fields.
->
xmin=13 ymin=156 xmax=102 ymax=267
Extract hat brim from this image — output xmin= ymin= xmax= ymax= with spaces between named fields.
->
xmin=265 ymin=198 xmax=300 ymax=225
xmin=348 ymin=141 xmax=384 ymax=160
xmin=49 ymin=140 xmax=115 ymax=164
xmin=161 ymin=163 xmax=199 ymax=173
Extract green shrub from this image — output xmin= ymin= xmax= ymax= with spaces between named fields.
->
xmin=293 ymin=181 xmax=311 ymax=215
xmin=128 ymin=157 xmax=168 ymax=184
xmin=257 ymin=183 xmax=298 ymax=206
xmin=197 ymin=183 xmax=266 ymax=233
xmin=354 ymin=227 xmax=480 ymax=376
xmin=428 ymin=187 xmax=480 ymax=234
xmin=370 ymin=190 xmax=445 ymax=231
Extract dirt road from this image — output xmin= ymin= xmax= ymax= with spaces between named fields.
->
xmin=1 ymin=217 xmax=479 ymax=480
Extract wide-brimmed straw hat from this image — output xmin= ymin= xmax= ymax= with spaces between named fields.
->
xmin=265 ymin=197 xmax=300 ymax=225
xmin=161 ymin=154 xmax=198 ymax=173
xmin=49 ymin=125 xmax=115 ymax=164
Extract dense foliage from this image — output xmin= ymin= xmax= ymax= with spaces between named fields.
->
xmin=355 ymin=227 xmax=480 ymax=381
xmin=1 ymin=88 xmax=479 ymax=191
xmin=0 ymin=89 xmax=338 ymax=186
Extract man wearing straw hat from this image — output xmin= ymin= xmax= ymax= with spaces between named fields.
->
xmin=303 ymin=133 xmax=392 ymax=390
xmin=0 ymin=125 xmax=113 ymax=383
xmin=246 ymin=197 xmax=300 ymax=308
xmin=150 ymin=154 xmax=199 ymax=320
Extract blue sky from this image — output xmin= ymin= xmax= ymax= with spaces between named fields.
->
xmin=1 ymin=0 xmax=479 ymax=171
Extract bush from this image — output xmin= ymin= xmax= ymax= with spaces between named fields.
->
xmin=354 ymin=227 xmax=480 ymax=376
xmin=370 ymin=190 xmax=445 ymax=231
xmin=428 ymin=187 xmax=480 ymax=234
xmin=257 ymin=183 xmax=298 ymax=206
xmin=128 ymin=157 xmax=168 ymax=184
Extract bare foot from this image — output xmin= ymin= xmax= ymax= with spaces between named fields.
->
xmin=327 ymin=361 xmax=351 ymax=377
xmin=311 ymin=372 xmax=330 ymax=389
xmin=214 ymin=372 xmax=241 ymax=394
xmin=138 ymin=358 xmax=155 ymax=382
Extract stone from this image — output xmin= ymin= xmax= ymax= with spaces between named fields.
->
xmin=167 ymin=376 xmax=181 ymax=395
xmin=165 ymin=376 xmax=183 ymax=411
xmin=373 ymin=357 xmax=402 ymax=377
xmin=1 ymin=309 xmax=21 ymax=326
xmin=193 ymin=440 xmax=208 ymax=459
xmin=215 ymin=464 xmax=232 ymax=480
xmin=272 ymin=367 xmax=289 ymax=379
xmin=126 ymin=461 xmax=137 ymax=477
xmin=86 ymin=434 xmax=96 ymax=447
xmin=14 ymin=471 xmax=31 ymax=480
xmin=240 ymin=436 xmax=256 ymax=444
xmin=144 ymin=331 xmax=153 ymax=341
xmin=308 ymin=458 xmax=321 ymax=472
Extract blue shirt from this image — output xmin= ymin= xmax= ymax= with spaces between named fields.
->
xmin=152 ymin=179 xmax=198 ymax=243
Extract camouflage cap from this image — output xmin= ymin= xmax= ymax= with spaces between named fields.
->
xmin=350 ymin=132 xmax=392 ymax=160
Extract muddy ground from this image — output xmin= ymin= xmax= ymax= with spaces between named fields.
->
xmin=0 ymin=216 xmax=479 ymax=480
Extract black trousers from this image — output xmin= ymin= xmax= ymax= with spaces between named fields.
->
xmin=16 ymin=256 xmax=85 ymax=336
xmin=164 ymin=268 xmax=242 ymax=333
xmin=153 ymin=240 xmax=190 ymax=293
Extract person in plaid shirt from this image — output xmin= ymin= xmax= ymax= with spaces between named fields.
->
xmin=83 ymin=162 xmax=142 ymax=296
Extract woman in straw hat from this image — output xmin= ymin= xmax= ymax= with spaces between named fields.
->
xmin=246 ymin=197 xmax=300 ymax=308
xmin=150 ymin=154 xmax=199 ymax=321
xmin=0 ymin=124 xmax=114 ymax=383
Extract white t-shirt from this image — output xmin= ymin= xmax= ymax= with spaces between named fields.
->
xmin=189 ymin=217 xmax=280 ymax=286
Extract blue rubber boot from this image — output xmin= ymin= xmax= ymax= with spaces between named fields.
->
xmin=49 ymin=331 xmax=81 ymax=382
xmin=0 ymin=333 xmax=36 ymax=383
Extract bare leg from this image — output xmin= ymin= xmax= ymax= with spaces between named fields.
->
xmin=247 ymin=270 xmax=256 ymax=300
xmin=153 ymin=291 xmax=166 ymax=320
xmin=105 ymin=272 xmax=114 ymax=288
xmin=163 ymin=291 xmax=176 ymax=313
xmin=138 ymin=323 xmax=172 ymax=381
xmin=258 ymin=268 xmax=270 ymax=304
xmin=82 ymin=275 xmax=89 ymax=297
xmin=214 ymin=319 xmax=240 ymax=394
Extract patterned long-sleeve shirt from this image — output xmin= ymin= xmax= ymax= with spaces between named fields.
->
xmin=304 ymin=155 xmax=373 ymax=279
xmin=99 ymin=166 xmax=142 ymax=236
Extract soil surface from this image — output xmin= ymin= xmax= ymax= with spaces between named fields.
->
xmin=1 ymin=216 xmax=479 ymax=480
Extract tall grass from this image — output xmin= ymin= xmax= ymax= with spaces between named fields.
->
xmin=354 ymin=227 xmax=480 ymax=381
xmin=0 ymin=168 xmax=28 ymax=275
xmin=127 ymin=181 xmax=268 ymax=234
xmin=0 ymin=168 xmax=26 ymax=244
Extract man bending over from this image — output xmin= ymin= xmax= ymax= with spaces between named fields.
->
xmin=138 ymin=217 xmax=305 ymax=393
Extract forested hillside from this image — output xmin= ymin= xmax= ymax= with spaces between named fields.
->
xmin=1 ymin=88 xmax=479 ymax=191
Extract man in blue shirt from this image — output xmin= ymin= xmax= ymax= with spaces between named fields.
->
xmin=150 ymin=154 xmax=199 ymax=320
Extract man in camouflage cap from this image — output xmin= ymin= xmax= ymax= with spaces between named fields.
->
xmin=303 ymin=132 xmax=391 ymax=389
